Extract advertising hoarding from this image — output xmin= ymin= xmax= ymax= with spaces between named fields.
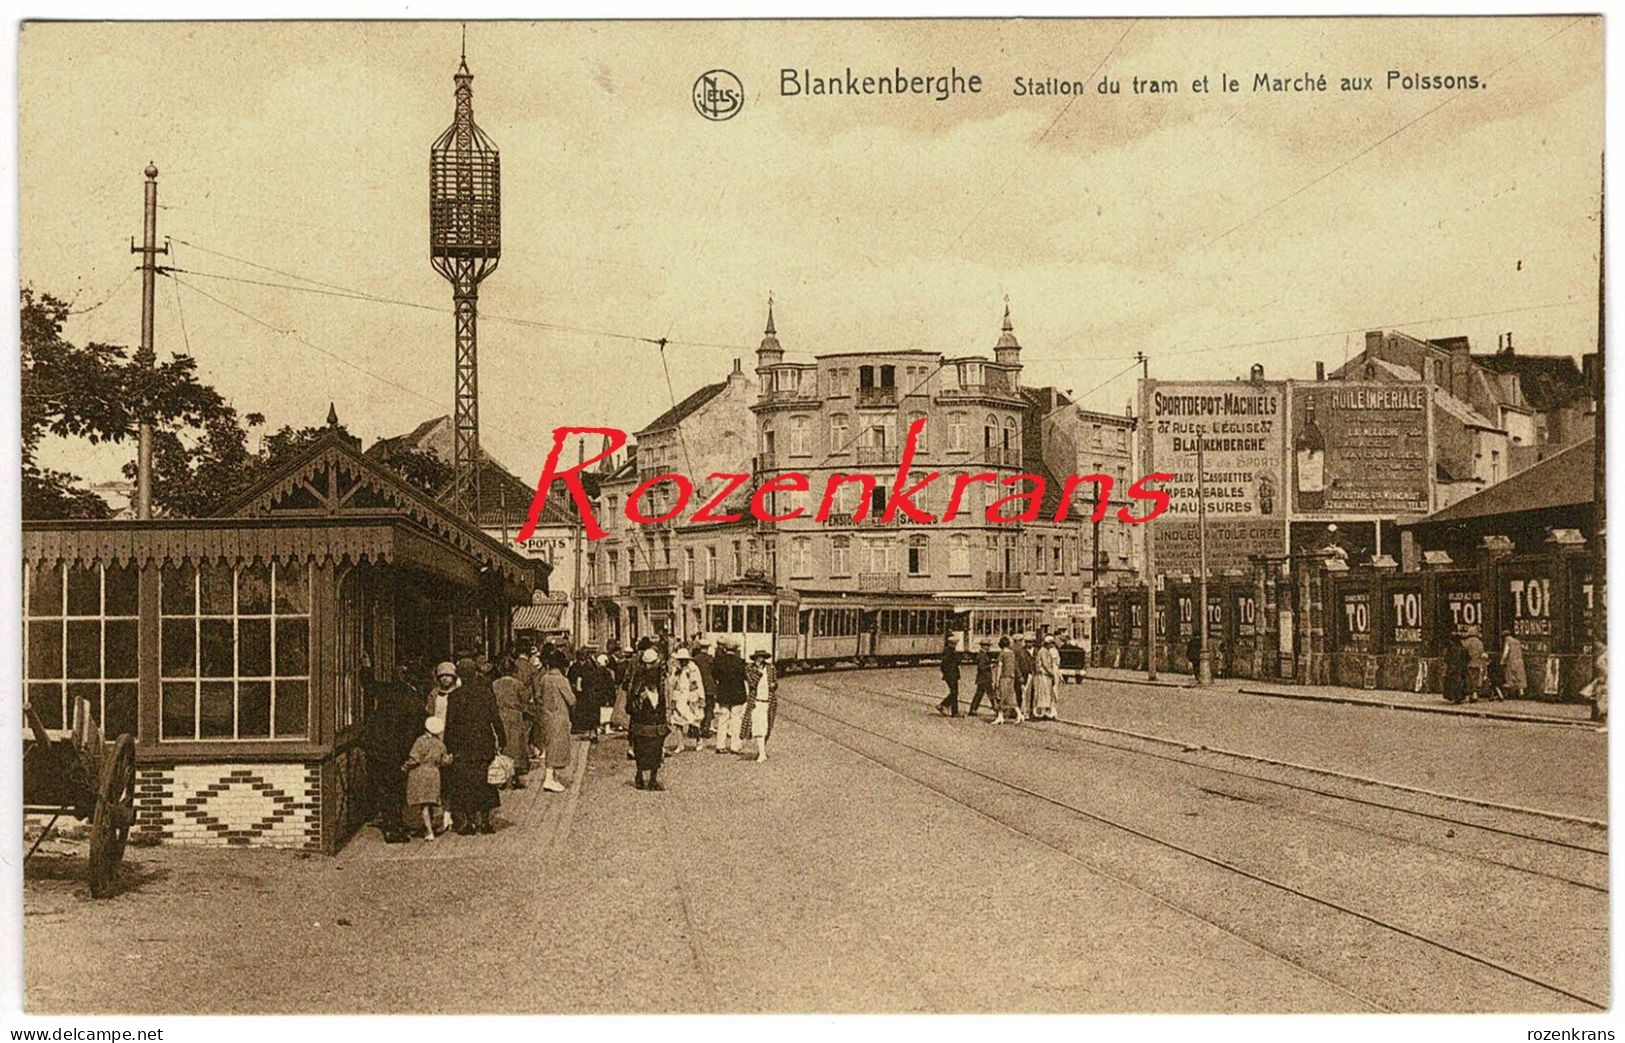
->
xmin=1289 ymin=382 xmax=1431 ymax=517
xmin=1143 ymin=380 xmax=1287 ymax=572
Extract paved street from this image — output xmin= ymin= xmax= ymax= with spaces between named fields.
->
xmin=25 ymin=668 xmax=1608 ymax=1014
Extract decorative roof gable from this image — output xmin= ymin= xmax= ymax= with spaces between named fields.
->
xmin=215 ymin=430 xmax=535 ymax=590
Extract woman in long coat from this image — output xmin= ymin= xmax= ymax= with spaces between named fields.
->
xmin=992 ymin=636 xmax=1022 ymax=724
xmin=492 ymin=659 xmax=530 ymax=787
xmin=621 ymin=644 xmax=666 ymax=763
xmin=1030 ymin=636 xmax=1060 ymax=720
xmin=1499 ymin=632 xmax=1527 ymax=700
xmin=443 ymin=658 xmax=506 ymax=834
xmin=625 ymin=650 xmax=668 ymax=791
xmin=1441 ymin=637 xmax=1470 ymax=705
xmin=538 ymin=650 xmax=576 ymax=792
xmin=567 ymin=649 xmax=598 ymax=737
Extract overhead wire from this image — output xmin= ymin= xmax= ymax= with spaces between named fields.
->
xmin=945 ymin=22 xmax=1133 ymax=252
xmin=62 ymin=267 xmax=138 ymax=315
xmin=163 ymin=262 xmax=769 ymax=353
xmin=167 ymin=273 xmax=446 ymax=411
xmin=1043 ymin=15 xmax=1590 ymax=354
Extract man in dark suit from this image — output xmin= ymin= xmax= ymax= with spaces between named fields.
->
xmin=711 ymin=639 xmax=748 ymax=754
xmin=1014 ymin=633 xmax=1036 ymax=716
xmin=936 ymin=634 xmax=962 ymax=717
xmin=967 ymin=638 xmax=996 ymax=718
xmin=364 ymin=661 xmax=423 ymax=843
xmin=692 ymin=637 xmax=718 ymax=739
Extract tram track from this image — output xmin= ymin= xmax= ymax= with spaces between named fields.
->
xmin=781 ymin=684 xmax=1608 ymax=1012
xmin=847 ymin=674 xmax=1607 ymax=847
xmin=852 ymin=679 xmax=1608 ymax=893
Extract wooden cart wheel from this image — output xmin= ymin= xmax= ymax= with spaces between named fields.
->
xmin=88 ymin=734 xmax=137 ymax=899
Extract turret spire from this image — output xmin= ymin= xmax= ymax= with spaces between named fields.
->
xmin=995 ymin=295 xmax=1020 ymax=351
xmin=994 ymin=295 xmax=1022 ymax=372
xmin=756 ymin=292 xmax=784 ymax=369
xmin=758 ymin=293 xmax=782 ymax=353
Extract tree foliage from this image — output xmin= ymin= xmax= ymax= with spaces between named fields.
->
xmin=22 ymin=287 xmax=455 ymax=520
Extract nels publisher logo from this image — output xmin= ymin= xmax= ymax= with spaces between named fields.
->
xmin=693 ymin=69 xmax=744 ymax=121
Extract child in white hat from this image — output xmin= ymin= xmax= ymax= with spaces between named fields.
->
xmin=403 ymin=716 xmax=451 ymax=841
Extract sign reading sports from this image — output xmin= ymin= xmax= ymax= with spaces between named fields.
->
xmin=1143 ymin=380 xmax=1287 ymax=572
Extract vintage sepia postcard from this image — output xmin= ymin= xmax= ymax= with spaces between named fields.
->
xmin=12 ymin=14 xmax=1609 ymax=1022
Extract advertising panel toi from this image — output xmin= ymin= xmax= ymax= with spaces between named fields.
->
xmin=1144 ymin=380 xmax=1287 ymax=573
xmin=1289 ymin=382 xmax=1431 ymax=517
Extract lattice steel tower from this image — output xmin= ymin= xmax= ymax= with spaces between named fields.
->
xmin=430 ymin=44 xmax=501 ymax=518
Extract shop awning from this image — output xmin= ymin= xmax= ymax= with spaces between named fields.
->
xmin=513 ymin=600 xmax=568 ymax=632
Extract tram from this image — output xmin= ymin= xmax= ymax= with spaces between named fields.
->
xmin=701 ymin=580 xmax=793 ymax=662
xmin=703 ymin=582 xmax=1050 ymax=671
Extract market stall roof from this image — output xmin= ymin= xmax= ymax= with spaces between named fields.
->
xmin=1412 ymin=438 xmax=1594 ymax=526
xmin=211 ymin=427 xmax=537 ymax=594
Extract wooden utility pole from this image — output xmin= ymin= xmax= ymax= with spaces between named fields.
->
xmin=1594 ymin=153 xmax=1607 ymax=696
xmin=1137 ymin=350 xmax=1157 ymax=680
xmin=130 ymin=163 xmax=167 ymax=519
xmin=1196 ymin=439 xmax=1212 ymax=686
xmin=572 ymin=437 xmax=586 ymax=643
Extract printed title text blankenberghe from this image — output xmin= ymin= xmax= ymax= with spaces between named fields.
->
xmin=781 ymin=67 xmax=982 ymax=101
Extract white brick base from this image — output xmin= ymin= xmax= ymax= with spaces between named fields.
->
xmin=136 ymin=762 xmax=321 ymax=849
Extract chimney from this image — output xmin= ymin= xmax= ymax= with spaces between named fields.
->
xmin=1315 ymin=361 xmax=1325 ymax=381
xmin=728 ymin=357 xmax=746 ymax=385
xmin=1504 ymin=330 xmax=1514 ymax=355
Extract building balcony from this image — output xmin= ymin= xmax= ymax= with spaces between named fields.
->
xmin=858 ymin=573 xmax=902 ymax=592
xmin=755 ymin=388 xmax=821 ymax=409
xmin=629 ymin=567 xmax=680 ymax=591
xmin=855 ymin=386 xmax=897 ymax=408
xmin=754 ymin=451 xmax=777 ymax=472
xmin=937 ymin=383 xmax=1024 ymax=405
xmin=588 ymin=581 xmax=619 ymax=598
xmin=855 ymin=445 xmax=898 ymax=466
xmin=979 ymin=446 xmax=1022 ymax=467
xmin=985 ymin=571 xmax=1023 ymax=592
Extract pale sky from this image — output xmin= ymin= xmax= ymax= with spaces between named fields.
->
xmin=19 ymin=17 xmax=1603 ymax=489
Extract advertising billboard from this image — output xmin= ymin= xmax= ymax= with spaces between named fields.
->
xmin=1143 ymin=380 xmax=1288 ymax=572
xmin=1289 ymin=382 xmax=1431 ymax=517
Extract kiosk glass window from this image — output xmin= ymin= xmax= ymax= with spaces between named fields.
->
xmin=159 ymin=561 xmax=311 ymax=741
xmin=23 ymin=562 xmax=139 ymax=737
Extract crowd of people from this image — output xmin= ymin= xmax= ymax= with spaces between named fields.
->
xmin=365 ymin=633 xmax=779 ymax=842
xmin=935 ymin=631 xmax=1074 ymax=724
xmin=596 ymin=634 xmax=779 ymax=791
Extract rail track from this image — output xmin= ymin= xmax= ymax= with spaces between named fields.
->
xmin=782 ymin=680 xmax=1608 ymax=1012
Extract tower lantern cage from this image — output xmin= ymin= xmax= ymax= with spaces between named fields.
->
xmin=429 ymin=57 xmax=502 ymax=275
xmin=429 ymin=53 xmax=501 ymax=519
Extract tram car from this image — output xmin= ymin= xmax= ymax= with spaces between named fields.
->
xmin=702 ymin=580 xmax=794 ymax=662
xmin=957 ymin=603 xmax=1046 ymax=649
xmin=702 ymin=583 xmax=1050 ymax=671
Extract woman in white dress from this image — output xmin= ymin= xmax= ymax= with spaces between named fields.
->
xmin=665 ymin=647 xmax=706 ymax=754
xmin=741 ymin=649 xmax=778 ymax=762
xmin=1030 ymin=635 xmax=1061 ymax=720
